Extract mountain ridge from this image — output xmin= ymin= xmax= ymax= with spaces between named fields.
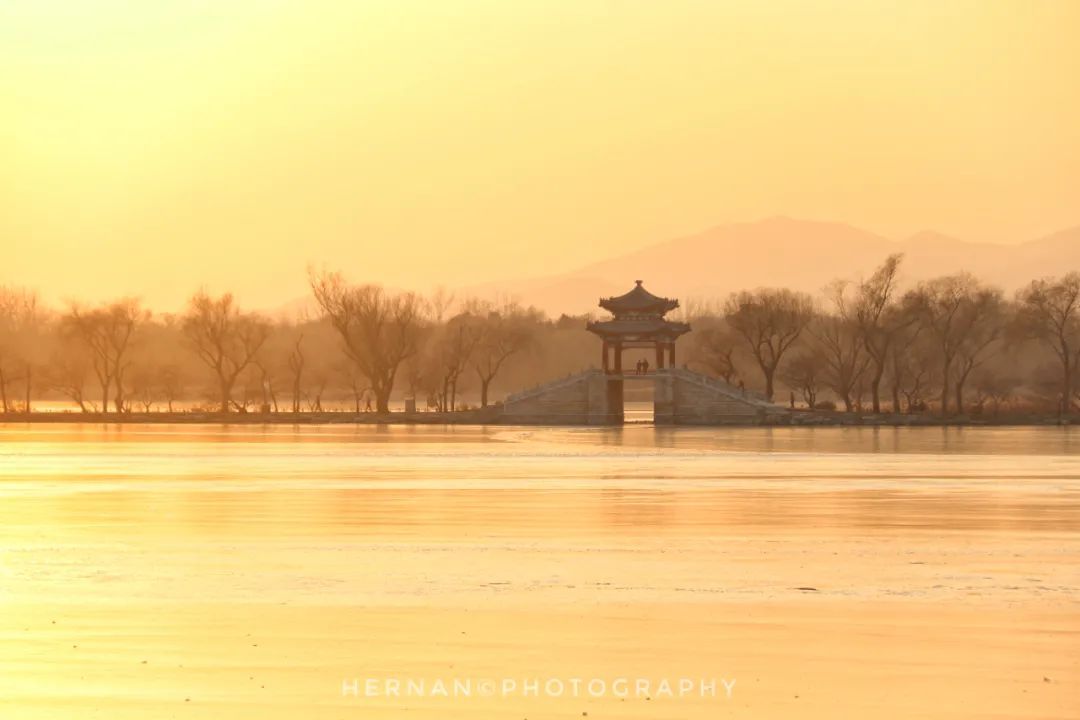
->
xmin=461 ymin=217 xmax=1080 ymax=317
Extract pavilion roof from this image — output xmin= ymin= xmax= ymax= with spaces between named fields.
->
xmin=586 ymin=317 xmax=690 ymax=340
xmin=599 ymin=280 xmax=679 ymax=316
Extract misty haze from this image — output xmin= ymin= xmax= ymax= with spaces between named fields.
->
xmin=2 ymin=3 xmax=1078 ymax=720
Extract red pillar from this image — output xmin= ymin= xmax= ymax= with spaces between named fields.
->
xmin=602 ymin=341 xmax=609 ymax=373
xmin=669 ymin=342 xmax=675 ymax=368
xmin=655 ymin=342 xmax=665 ymax=370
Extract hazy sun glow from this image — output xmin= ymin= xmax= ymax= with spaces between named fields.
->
xmin=3 ymin=0 xmax=1078 ymax=309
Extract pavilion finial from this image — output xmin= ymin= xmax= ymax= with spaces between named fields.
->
xmin=635 ymin=279 xmax=643 ymax=286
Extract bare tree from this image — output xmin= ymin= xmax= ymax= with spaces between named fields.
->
xmin=252 ymin=358 xmax=278 ymax=413
xmin=885 ymin=323 xmax=926 ymax=413
xmin=64 ymin=307 xmax=110 ymax=413
xmin=401 ymin=350 xmax=426 ymax=407
xmin=231 ymin=373 xmax=264 ymax=413
xmin=951 ymin=295 xmax=1007 ymax=414
xmin=429 ymin=286 xmax=456 ymax=324
xmin=46 ymin=341 xmax=93 ymax=412
xmin=724 ymin=288 xmax=814 ymax=401
xmin=973 ymin=370 xmax=1021 ymax=417
xmin=895 ymin=338 xmax=938 ymax=414
xmin=467 ymin=299 xmax=537 ymax=407
xmin=779 ymin=349 xmax=825 ymax=408
xmin=690 ymin=321 xmax=740 ymax=384
xmin=305 ymin=367 xmax=329 ymax=412
xmin=429 ymin=312 xmax=482 ymax=411
xmin=63 ymin=298 xmax=145 ymax=412
xmin=286 ymin=333 xmax=305 ymax=413
xmin=906 ymin=274 xmax=1004 ymax=416
xmin=182 ymin=291 xmax=270 ymax=413
xmin=1016 ymin=272 xmax=1080 ymax=410
xmin=0 ymin=287 xmax=44 ymax=413
xmin=309 ymin=271 xmax=425 ymax=413
xmin=336 ymin=360 xmax=369 ymax=413
xmin=814 ymin=283 xmax=871 ymax=411
xmin=852 ymin=254 xmax=917 ymax=413
xmin=127 ymin=363 xmax=157 ymax=412
xmin=672 ymin=296 xmax=721 ymax=323
xmin=414 ymin=350 xmax=445 ymax=412
xmin=813 ymin=315 xmax=869 ymax=411
xmin=158 ymin=364 xmax=184 ymax=412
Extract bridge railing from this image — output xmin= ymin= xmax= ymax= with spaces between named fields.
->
xmin=662 ymin=368 xmax=776 ymax=406
xmin=503 ymin=368 xmax=602 ymax=405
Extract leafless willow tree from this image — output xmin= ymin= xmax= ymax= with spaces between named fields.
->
xmin=951 ymin=296 xmax=1007 ymax=414
xmin=907 ymin=273 xmax=1005 ymax=416
xmin=63 ymin=298 xmax=145 ymax=412
xmin=885 ymin=322 xmax=927 ymax=413
xmin=428 ymin=312 xmax=482 ymax=412
xmin=0 ymin=287 xmax=44 ymax=413
xmin=429 ymin=286 xmax=456 ymax=324
xmin=814 ymin=283 xmax=871 ymax=412
xmin=724 ymin=288 xmax=814 ymax=401
xmin=973 ymin=369 xmax=1021 ymax=417
xmin=779 ymin=348 xmax=824 ymax=408
xmin=1016 ymin=272 xmax=1080 ymax=409
xmin=852 ymin=254 xmax=917 ymax=412
xmin=46 ymin=339 xmax=92 ymax=412
xmin=158 ymin=364 xmax=184 ymax=412
xmin=689 ymin=320 xmax=740 ymax=384
xmin=286 ymin=333 xmax=306 ymax=413
xmin=182 ymin=291 xmax=270 ymax=413
xmin=337 ymin=360 xmax=369 ymax=413
xmin=309 ymin=270 xmax=425 ymax=413
xmin=467 ymin=299 xmax=537 ymax=407
xmin=672 ymin=296 xmax=722 ymax=322
xmin=127 ymin=363 xmax=158 ymax=412
xmin=252 ymin=358 xmax=279 ymax=413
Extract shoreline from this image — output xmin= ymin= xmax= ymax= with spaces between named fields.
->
xmin=0 ymin=410 xmax=1074 ymax=427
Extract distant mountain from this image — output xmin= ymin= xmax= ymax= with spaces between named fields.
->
xmin=466 ymin=217 xmax=1080 ymax=317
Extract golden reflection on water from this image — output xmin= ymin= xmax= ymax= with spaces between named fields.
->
xmin=0 ymin=423 xmax=1078 ymax=719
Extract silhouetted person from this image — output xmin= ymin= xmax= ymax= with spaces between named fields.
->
xmin=790 ymin=391 xmax=795 ymax=409
xmin=641 ymin=359 xmax=649 ymax=374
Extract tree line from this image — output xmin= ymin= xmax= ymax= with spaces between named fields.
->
xmin=0 ymin=257 xmax=1078 ymax=417
xmin=0 ymin=270 xmax=557 ymax=415
xmin=685 ymin=255 xmax=1080 ymax=417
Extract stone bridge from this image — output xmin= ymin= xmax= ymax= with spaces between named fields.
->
xmin=496 ymin=368 xmax=789 ymax=426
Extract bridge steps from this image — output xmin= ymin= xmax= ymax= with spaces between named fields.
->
xmin=495 ymin=367 xmax=789 ymax=426
xmin=499 ymin=370 xmax=618 ymax=425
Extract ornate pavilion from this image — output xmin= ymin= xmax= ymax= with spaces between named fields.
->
xmin=586 ymin=280 xmax=690 ymax=374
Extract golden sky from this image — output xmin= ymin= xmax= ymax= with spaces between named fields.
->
xmin=2 ymin=0 xmax=1078 ymax=310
